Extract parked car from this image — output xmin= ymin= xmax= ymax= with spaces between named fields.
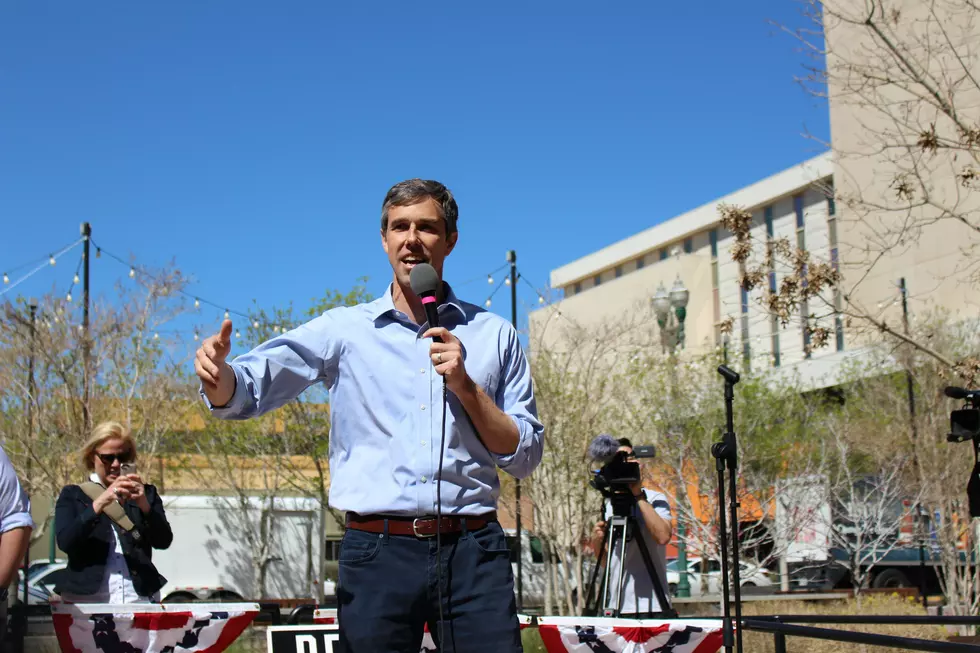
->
xmin=20 ymin=562 xmax=68 ymax=605
xmin=665 ymin=557 xmax=774 ymax=596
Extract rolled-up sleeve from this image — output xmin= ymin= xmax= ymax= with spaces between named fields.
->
xmin=491 ymin=327 xmax=544 ymax=479
xmin=647 ymin=489 xmax=672 ymax=522
xmin=0 ymin=447 xmax=32 ymax=533
xmin=202 ymin=313 xmax=337 ymax=420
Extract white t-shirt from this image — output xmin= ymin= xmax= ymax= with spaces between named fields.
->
xmin=602 ymin=488 xmax=672 ymax=615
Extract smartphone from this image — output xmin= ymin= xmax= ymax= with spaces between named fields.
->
xmin=120 ymin=462 xmax=137 ymax=476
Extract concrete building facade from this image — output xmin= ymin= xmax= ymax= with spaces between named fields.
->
xmin=533 ymin=1 xmax=980 ymax=389
xmin=531 ymin=153 xmax=855 ymax=386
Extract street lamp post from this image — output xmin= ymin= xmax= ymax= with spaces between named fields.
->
xmin=652 ymin=275 xmax=691 ymax=598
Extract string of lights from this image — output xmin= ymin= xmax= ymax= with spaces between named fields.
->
xmin=482 ymin=274 xmax=509 ymax=309
xmin=0 ymin=238 xmax=85 ymax=299
xmin=64 ymin=253 xmax=84 ymax=303
xmin=456 ymin=262 xmax=509 ymax=288
xmin=6 ymin=231 xmax=559 ymax=344
xmin=90 ymin=239 xmax=315 ymax=340
xmin=1 ymin=237 xmax=83 ymax=282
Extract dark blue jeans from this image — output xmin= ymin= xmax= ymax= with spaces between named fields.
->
xmin=337 ymin=520 xmax=522 ymax=653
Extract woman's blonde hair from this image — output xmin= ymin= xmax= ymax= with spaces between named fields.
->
xmin=80 ymin=421 xmax=138 ymax=471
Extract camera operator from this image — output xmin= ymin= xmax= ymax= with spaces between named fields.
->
xmin=589 ymin=438 xmax=673 ymax=615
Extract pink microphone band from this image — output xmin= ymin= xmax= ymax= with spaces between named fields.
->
xmin=421 ymin=296 xmax=437 ymax=305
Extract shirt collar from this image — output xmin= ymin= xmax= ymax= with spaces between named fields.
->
xmin=89 ymin=472 xmax=103 ymax=487
xmin=370 ymin=282 xmax=466 ymax=325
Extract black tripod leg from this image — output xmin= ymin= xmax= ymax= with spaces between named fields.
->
xmin=716 ymin=458 xmax=734 ymax=653
xmin=631 ymin=524 xmax=676 ymax=618
xmin=584 ymin=523 xmax=610 ymax=616
xmin=727 ymin=461 xmax=744 ymax=653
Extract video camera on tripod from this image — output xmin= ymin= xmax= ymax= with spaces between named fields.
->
xmin=583 ymin=434 xmax=675 ymax=618
xmin=588 ymin=434 xmax=656 ymax=501
xmin=945 ymin=386 xmax=980 ymax=517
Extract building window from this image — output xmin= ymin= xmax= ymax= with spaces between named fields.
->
xmin=828 ymin=209 xmax=845 ymax=352
xmin=740 ymin=264 xmax=750 ymax=366
xmin=684 ymin=237 xmax=693 ymax=254
xmin=615 ymin=265 xmax=622 ymax=278
xmin=593 ymin=274 xmax=601 ymax=287
xmin=660 ymin=248 xmax=668 ymax=261
xmin=764 ymin=205 xmax=779 ymax=366
xmin=795 ymin=195 xmax=810 ymax=358
xmin=771 ymin=317 xmax=781 ymax=367
xmin=742 ymin=316 xmax=751 ymax=365
xmin=574 ymin=282 xmax=582 ymax=295
xmin=710 ymin=228 xmax=720 ymax=345
xmin=636 ymin=256 xmax=645 ymax=270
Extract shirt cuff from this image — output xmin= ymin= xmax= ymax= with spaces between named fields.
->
xmin=491 ymin=415 xmax=530 ymax=470
xmin=200 ymin=364 xmax=248 ymax=417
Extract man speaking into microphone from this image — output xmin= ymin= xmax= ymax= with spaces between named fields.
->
xmin=193 ymin=178 xmax=543 ymax=652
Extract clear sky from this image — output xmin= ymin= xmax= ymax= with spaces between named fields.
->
xmin=0 ymin=1 xmax=828 ymax=354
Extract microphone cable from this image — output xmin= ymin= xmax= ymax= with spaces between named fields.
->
xmin=435 ymin=376 xmax=448 ymax=653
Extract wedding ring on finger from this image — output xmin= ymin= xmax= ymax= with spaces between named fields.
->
xmin=436 ymin=352 xmax=442 ymax=363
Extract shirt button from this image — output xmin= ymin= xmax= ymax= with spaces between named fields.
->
xmin=421 ymin=476 xmax=428 ymax=483
xmin=421 ymin=441 xmax=426 ymax=446
xmin=420 ymin=405 xmax=426 ymax=411
xmin=420 ymin=368 xmax=426 ymax=374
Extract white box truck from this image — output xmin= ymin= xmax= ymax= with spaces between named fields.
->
xmin=154 ymin=495 xmax=332 ymax=603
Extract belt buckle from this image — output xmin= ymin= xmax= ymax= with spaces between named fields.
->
xmin=413 ymin=518 xmax=436 ymax=538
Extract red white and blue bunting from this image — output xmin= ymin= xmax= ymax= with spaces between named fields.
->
xmin=536 ymin=617 xmax=724 ymax=653
xmin=51 ymin=602 xmax=259 ymax=653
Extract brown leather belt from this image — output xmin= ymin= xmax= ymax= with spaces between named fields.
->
xmin=345 ymin=511 xmax=497 ymax=538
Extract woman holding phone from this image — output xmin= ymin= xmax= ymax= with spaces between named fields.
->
xmin=54 ymin=421 xmax=173 ymax=603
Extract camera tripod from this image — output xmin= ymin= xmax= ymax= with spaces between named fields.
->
xmin=583 ymin=493 xmax=676 ymax=619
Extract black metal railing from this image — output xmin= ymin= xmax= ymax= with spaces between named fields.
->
xmin=742 ymin=614 xmax=980 ymax=652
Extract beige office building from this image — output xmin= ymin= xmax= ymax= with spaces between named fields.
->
xmin=530 ymin=153 xmax=857 ymax=388
xmin=532 ymin=0 xmax=980 ymax=390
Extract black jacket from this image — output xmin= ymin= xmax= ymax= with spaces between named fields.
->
xmin=54 ymin=483 xmax=173 ymax=598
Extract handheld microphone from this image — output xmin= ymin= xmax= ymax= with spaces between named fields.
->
xmin=587 ymin=434 xmax=621 ymax=466
xmin=409 ymin=263 xmax=442 ymax=343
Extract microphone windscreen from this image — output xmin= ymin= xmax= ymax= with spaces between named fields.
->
xmin=587 ymin=434 xmax=621 ymax=465
xmin=946 ymin=386 xmax=969 ymax=399
xmin=410 ymin=263 xmax=441 ymax=297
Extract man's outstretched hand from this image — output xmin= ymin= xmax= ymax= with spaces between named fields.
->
xmin=195 ymin=319 xmax=235 ymax=406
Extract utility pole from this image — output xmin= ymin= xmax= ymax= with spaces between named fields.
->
xmin=900 ymin=277 xmax=927 ymax=609
xmin=899 ymin=278 xmax=918 ymax=443
xmin=81 ymin=222 xmax=92 ymax=433
xmin=22 ymin=300 xmax=37 ymax=605
xmin=507 ymin=249 xmax=524 ymax=611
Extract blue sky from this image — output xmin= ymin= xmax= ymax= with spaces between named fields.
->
xmin=0 ymin=1 xmax=828 ymax=354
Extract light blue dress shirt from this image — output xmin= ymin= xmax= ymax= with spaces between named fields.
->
xmin=205 ymin=284 xmax=544 ymax=517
